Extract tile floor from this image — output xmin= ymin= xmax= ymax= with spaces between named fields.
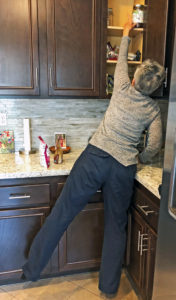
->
xmin=0 ymin=271 xmax=139 ymax=300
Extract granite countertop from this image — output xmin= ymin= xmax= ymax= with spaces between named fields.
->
xmin=136 ymin=163 xmax=163 ymax=198
xmin=0 ymin=150 xmax=163 ymax=199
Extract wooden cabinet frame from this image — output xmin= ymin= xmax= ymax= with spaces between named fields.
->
xmin=46 ymin=0 xmax=104 ymax=97
xmin=0 ymin=0 xmax=173 ymax=98
xmin=0 ymin=0 xmax=39 ymax=96
xmin=0 ymin=206 xmax=50 ymax=282
xmin=0 ymin=176 xmax=104 ymax=284
xmin=58 ymin=202 xmax=104 ymax=273
xmin=106 ymin=0 xmax=170 ymax=98
xmin=126 ymin=181 xmax=160 ymax=300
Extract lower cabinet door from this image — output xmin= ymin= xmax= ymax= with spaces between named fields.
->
xmin=0 ymin=207 xmax=50 ymax=282
xmin=58 ymin=202 xmax=104 ymax=273
xmin=127 ymin=209 xmax=158 ymax=300
xmin=127 ymin=209 xmax=145 ymax=293
xmin=144 ymin=227 xmax=157 ymax=300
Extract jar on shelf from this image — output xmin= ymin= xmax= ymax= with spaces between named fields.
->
xmin=132 ymin=4 xmax=146 ymax=28
xmin=107 ymin=8 xmax=113 ymax=26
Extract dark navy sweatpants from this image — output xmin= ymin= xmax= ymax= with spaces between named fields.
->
xmin=22 ymin=144 xmax=136 ymax=294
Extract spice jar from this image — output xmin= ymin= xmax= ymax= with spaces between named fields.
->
xmin=107 ymin=8 xmax=113 ymax=26
xmin=132 ymin=4 xmax=145 ymax=28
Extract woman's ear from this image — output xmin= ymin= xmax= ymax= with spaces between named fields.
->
xmin=132 ymin=78 xmax=135 ymax=86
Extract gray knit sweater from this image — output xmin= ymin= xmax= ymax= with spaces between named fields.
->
xmin=90 ymin=36 xmax=162 ymax=166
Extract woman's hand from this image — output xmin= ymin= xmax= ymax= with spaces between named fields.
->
xmin=123 ymin=16 xmax=136 ymax=37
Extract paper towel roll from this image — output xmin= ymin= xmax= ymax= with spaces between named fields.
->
xmin=23 ymin=119 xmax=31 ymax=154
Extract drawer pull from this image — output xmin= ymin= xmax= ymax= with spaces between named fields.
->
xmin=9 ymin=194 xmax=31 ymax=200
xmin=35 ymin=67 xmax=39 ymax=88
xmin=140 ymin=233 xmax=148 ymax=256
xmin=49 ymin=67 xmax=53 ymax=88
xmin=137 ymin=205 xmax=154 ymax=216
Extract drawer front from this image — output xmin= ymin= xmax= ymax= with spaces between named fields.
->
xmin=56 ymin=183 xmax=103 ymax=204
xmin=0 ymin=184 xmax=50 ymax=209
xmin=89 ymin=190 xmax=103 ymax=203
xmin=133 ymin=187 xmax=159 ymax=232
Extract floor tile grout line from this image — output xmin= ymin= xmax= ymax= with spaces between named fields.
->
xmin=66 ymin=279 xmax=98 ymax=293
xmin=67 ymin=281 xmax=103 ymax=299
xmin=66 ymin=286 xmax=102 ymax=300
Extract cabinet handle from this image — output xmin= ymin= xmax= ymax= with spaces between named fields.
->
xmin=49 ymin=67 xmax=53 ymax=88
xmin=9 ymin=194 xmax=31 ymax=200
xmin=140 ymin=233 xmax=148 ymax=256
xmin=35 ymin=67 xmax=39 ymax=88
xmin=164 ymin=67 xmax=168 ymax=88
xmin=137 ymin=204 xmax=155 ymax=216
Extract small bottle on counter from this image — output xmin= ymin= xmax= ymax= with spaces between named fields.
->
xmin=54 ymin=139 xmax=63 ymax=164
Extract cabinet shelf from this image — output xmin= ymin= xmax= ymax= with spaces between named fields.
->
xmin=107 ymin=26 xmax=144 ymax=37
xmin=107 ymin=60 xmax=141 ymax=65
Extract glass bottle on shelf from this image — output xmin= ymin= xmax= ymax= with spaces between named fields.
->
xmin=132 ymin=4 xmax=146 ymax=28
xmin=107 ymin=8 xmax=113 ymax=26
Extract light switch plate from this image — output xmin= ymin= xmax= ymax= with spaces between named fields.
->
xmin=0 ymin=113 xmax=7 ymax=126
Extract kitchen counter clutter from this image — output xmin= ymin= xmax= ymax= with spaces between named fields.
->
xmin=0 ymin=149 xmax=163 ymax=199
xmin=0 ymin=149 xmax=83 ymax=179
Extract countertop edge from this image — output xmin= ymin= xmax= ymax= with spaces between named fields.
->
xmin=0 ymin=151 xmax=162 ymax=199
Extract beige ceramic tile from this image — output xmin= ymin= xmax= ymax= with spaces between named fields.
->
xmin=0 ymin=276 xmax=65 ymax=293
xmin=0 ymin=272 xmax=138 ymax=300
xmin=0 ymin=279 xmax=80 ymax=300
xmin=68 ymin=270 xmax=136 ymax=300
xmin=121 ymin=290 xmax=139 ymax=300
xmin=68 ymin=271 xmax=99 ymax=294
xmin=0 ymin=289 xmax=14 ymax=300
xmin=115 ymin=274 xmax=135 ymax=299
xmin=66 ymin=271 xmax=99 ymax=284
xmin=68 ymin=286 xmax=101 ymax=300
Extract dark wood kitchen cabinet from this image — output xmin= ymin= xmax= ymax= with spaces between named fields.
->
xmin=54 ymin=183 xmax=104 ymax=273
xmin=143 ymin=0 xmax=169 ymax=97
xmin=46 ymin=0 xmax=105 ymax=97
xmin=0 ymin=181 xmax=56 ymax=282
xmin=58 ymin=202 xmax=104 ymax=273
xmin=0 ymin=0 xmax=106 ymax=97
xmin=0 ymin=176 xmax=104 ymax=283
xmin=126 ymin=181 xmax=160 ymax=300
xmin=106 ymin=0 xmax=170 ymax=98
xmin=0 ymin=0 xmax=39 ymax=96
xmin=0 ymin=0 xmax=173 ymax=98
xmin=0 ymin=206 xmax=51 ymax=281
xmin=143 ymin=0 xmax=169 ymax=65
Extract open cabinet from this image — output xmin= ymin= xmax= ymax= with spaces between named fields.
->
xmin=105 ymin=0 xmax=169 ymax=97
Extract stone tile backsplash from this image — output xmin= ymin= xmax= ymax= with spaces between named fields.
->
xmin=0 ymin=98 xmax=168 ymax=152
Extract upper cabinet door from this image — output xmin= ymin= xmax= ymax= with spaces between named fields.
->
xmin=47 ymin=0 xmax=102 ymax=97
xmin=143 ymin=0 xmax=169 ymax=96
xmin=0 ymin=0 xmax=39 ymax=96
xmin=144 ymin=0 xmax=169 ymax=64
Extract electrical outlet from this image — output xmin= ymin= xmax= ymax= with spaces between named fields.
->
xmin=0 ymin=113 xmax=7 ymax=126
